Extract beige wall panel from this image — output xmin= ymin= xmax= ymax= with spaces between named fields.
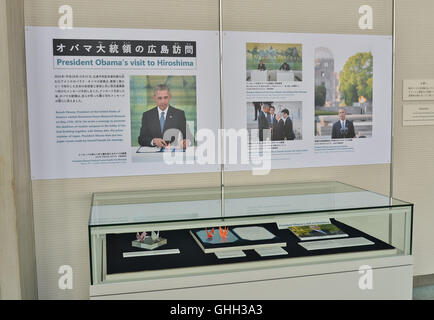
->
xmin=0 ymin=187 xmax=21 ymax=300
xmin=24 ymin=0 xmax=219 ymax=30
xmin=0 ymin=0 xmax=22 ymax=299
xmin=393 ymin=0 xmax=434 ymax=276
xmin=222 ymin=0 xmax=392 ymax=35
xmin=6 ymin=0 xmax=37 ymax=299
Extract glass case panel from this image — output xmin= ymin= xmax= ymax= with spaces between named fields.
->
xmin=223 ymin=181 xmax=409 ymax=218
xmin=90 ymin=187 xmax=222 ymax=226
xmin=89 ymin=181 xmax=413 ymax=285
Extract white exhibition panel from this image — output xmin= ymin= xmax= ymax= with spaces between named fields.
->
xmin=25 ymin=27 xmax=393 ymax=180
xmin=223 ymin=31 xmax=393 ymax=171
xmin=25 ymin=26 xmax=221 ymax=179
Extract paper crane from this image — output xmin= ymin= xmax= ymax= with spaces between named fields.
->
xmin=151 ymin=231 xmax=160 ymax=241
xmin=219 ymin=226 xmax=229 ymax=239
xmin=205 ymin=228 xmax=215 ymax=239
xmin=136 ymin=232 xmax=147 ymax=242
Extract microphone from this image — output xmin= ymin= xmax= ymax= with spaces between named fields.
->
xmin=159 ymin=136 xmax=176 ymax=152
xmin=164 ymin=136 xmax=176 ymax=145
xmin=340 ymin=127 xmax=349 ymax=138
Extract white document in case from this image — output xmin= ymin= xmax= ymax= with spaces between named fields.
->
xmin=123 ymin=248 xmax=180 ymax=258
xmin=299 ymin=237 xmax=374 ymax=251
xmin=215 ymin=250 xmax=246 ymax=259
xmin=255 ymin=247 xmax=288 ymax=257
xmin=278 ymin=218 xmax=331 ymax=230
xmin=232 ymin=226 xmax=276 ymax=241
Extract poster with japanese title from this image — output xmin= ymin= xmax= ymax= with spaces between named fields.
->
xmin=25 ymin=27 xmax=221 ymax=179
xmin=25 ymin=27 xmax=393 ymax=180
xmin=222 ymin=31 xmax=393 ymax=172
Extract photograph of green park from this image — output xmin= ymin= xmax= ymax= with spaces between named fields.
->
xmin=246 ymin=43 xmax=303 ymax=82
xmin=246 ymin=43 xmax=302 ymax=71
xmin=130 ymin=75 xmax=197 ymax=147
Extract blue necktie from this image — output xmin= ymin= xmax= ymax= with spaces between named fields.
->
xmin=342 ymin=121 xmax=345 ymax=129
xmin=160 ymin=111 xmax=165 ymax=135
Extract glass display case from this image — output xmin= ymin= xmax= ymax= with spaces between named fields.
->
xmin=89 ymin=181 xmax=413 ymax=288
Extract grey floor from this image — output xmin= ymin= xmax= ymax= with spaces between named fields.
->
xmin=413 ymin=285 xmax=434 ymax=300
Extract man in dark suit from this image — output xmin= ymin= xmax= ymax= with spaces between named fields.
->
xmin=253 ymin=102 xmax=262 ymax=121
xmin=269 ymin=106 xmax=281 ymax=141
xmin=331 ymin=108 xmax=356 ymax=139
xmin=279 ymin=62 xmax=291 ymax=71
xmin=278 ymin=109 xmax=296 ymax=141
xmin=257 ymin=104 xmax=271 ymax=141
xmin=257 ymin=59 xmax=267 ymax=71
xmin=138 ymin=84 xmax=188 ymax=148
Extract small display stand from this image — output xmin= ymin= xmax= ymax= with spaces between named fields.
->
xmin=132 ymin=237 xmax=167 ymax=250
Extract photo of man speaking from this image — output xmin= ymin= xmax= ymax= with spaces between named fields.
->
xmin=138 ymin=84 xmax=188 ymax=149
xmin=130 ymin=75 xmax=197 ymax=155
xmin=331 ymin=108 xmax=356 ymax=139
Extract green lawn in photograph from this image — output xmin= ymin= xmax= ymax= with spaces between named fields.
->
xmin=246 ymin=43 xmax=303 ymax=71
xmin=315 ymin=110 xmax=337 ymax=116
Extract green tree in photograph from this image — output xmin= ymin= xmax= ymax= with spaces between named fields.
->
xmin=339 ymin=52 xmax=373 ymax=106
xmin=281 ymin=47 xmax=301 ymax=62
xmin=266 ymin=46 xmax=278 ymax=60
xmin=315 ymin=84 xmax=326 ymax=107
xmin=247 ymin=46 xmax=259 ymax=61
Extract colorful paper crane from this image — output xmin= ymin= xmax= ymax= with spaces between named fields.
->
xmin=136 ymin=232 xmax=147 ymax=242
xmin=219 ymin=226 xmax=229 ymax=239
xmin=205 ymin=228 xmax=215 ymax=239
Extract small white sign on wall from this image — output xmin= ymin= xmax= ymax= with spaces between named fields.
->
xmin=403 ymin=104 xmax=434 ymax=126
xmin=403 ymin=80 xmax=434 ymax=101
